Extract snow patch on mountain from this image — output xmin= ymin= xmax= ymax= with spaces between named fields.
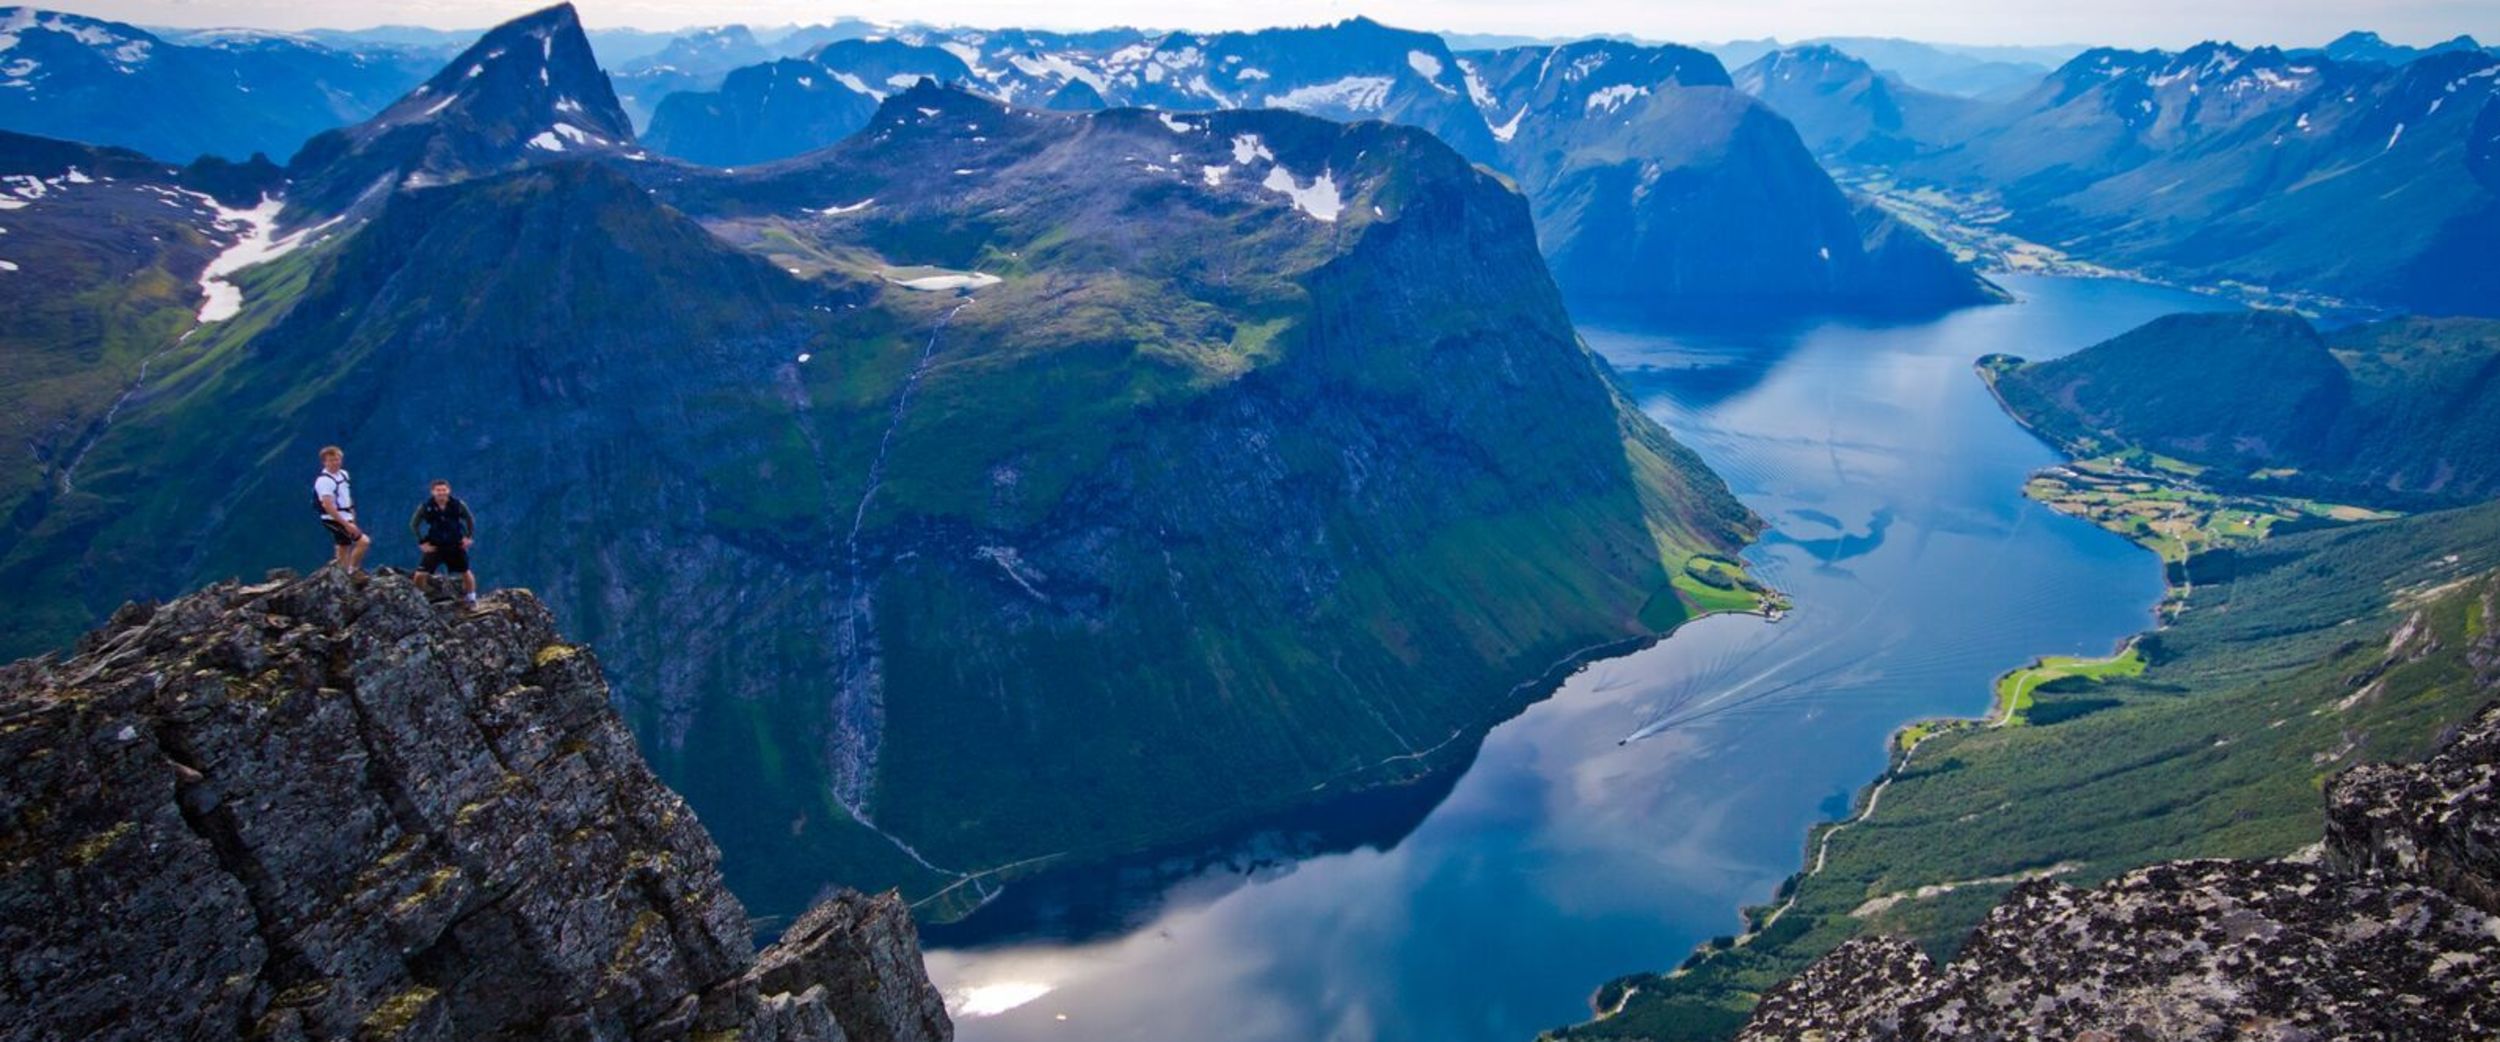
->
xmin=1586 ymin=84 xmax=1648 ymax=115
xmin=1491 ymin=105 xmax=1526 ymax=142
xmin=1231 ymin=133 xmax=1273 ymax=165
xmin=1261 ymin=166 xmax=1341 ymax=222
xmin=1009 ymin=51 xmax=1108 ymax=93
xmin=1458 ymin=58 xmax=1496 ymax=110
xmin=831 ymin=70 xmax=882 ymax=99
xmin=195 ymin=196 xmax=327 ymax=323
xmin=1266 ymin=75 xmax=1391 ymax=113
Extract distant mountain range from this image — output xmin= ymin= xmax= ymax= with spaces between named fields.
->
xmin=0 ymin=3 xmax=1760 ymax=921
xmin=1725 ymin=37 xmax=2500 ymax=315
xmin=636 ymin=18 xmax=2006 ymax=317
xmin=2308 ymin=29 xmax=2489 ymax=66
xmin=1730 ymin=45 xmax=1979 ymax=163
xmin=1707 ymin=36 xmax=2081 ymax=97
xmin=16 ymin=6 xmax=2485 ymax=315
xmin=0 ymin=7 xmax=438 ymax=162
xmin=1987 ymin=310 xmax=2500 ymax=508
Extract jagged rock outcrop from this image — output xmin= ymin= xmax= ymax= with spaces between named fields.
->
xmin=1738 ymin=590 xmax=2500 ymax=1041
xmin=0 ymin=569 xmax=950 ymax=1042
xmin=2327 ymin=591 xmax=2500 ymax=916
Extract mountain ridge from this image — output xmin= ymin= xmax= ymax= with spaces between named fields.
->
xmin=1986 ymin=310 xmax=2500 ymax=508
xmin=0 ymin=6 xmax=1765 ymax=921
xmin=635 ymin=21 xmax=2006 ymax=317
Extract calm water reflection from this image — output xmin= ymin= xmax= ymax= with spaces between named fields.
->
xmin=923 ymin=276 xmax=2237 ymax=1041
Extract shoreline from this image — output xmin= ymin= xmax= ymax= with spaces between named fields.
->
xmin=922 ymin=579 xmax=1790 ymax=933
xmin=1579 ymin=352 xmax=2184 ymax=1029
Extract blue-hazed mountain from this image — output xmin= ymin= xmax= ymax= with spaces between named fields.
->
xmin=608 ymin=24 xmax=772 ymax=128
xmin=1707 ymin=37 xmax=2077 ymax=98
xmin=2309 ymin=30 xmax=2490 ymax=66
xmin=642 ymin=20 xmax=2004 ymax=318
xmin=1465 ymin=38 xmax=2005 ymax=315
xmin=769 ymin=20 xmax=889 ymax=58
xmin=643 ymin=39 xmax=971 ymax=166
xmin=1733 ymin=45 xmax=1978 ymax=162
xmin=1902 ymin=42 xmax=2500 ymax=315
xmin=0 ymin=7 xmax=438 ymax=163
xmin=644 ymin=58 xmax=885 ymax=167
xmin=0 ymin=4 xmax=1760 ymax=926
xmin=1987 ymin=310 xmax=2500 ymax=508
xmin=283 ymin=3 xmax=637 ymax=215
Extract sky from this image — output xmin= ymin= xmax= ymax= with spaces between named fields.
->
xmin=60 ymin=0 xmax=2500 ymax=49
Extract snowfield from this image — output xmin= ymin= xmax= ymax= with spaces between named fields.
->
xmin=1265 ymin=76 xmax=1392 ymax=114
xmin=1261 ymin=166 xmax=1343 ymax=222
xmin=195 ymin=196 xmax=332 ymax=323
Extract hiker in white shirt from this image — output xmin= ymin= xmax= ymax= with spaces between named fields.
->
xmin=314 ymin=445 xmax=370 ymax=573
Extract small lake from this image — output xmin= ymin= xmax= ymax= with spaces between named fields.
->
xmin=922 ymin=275 xmax=2238 ymax=1041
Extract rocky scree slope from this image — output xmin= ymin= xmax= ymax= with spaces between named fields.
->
xmin=1737 ymin=587 xmax=2500 ymax=1041
xmin=0 ymin=568 xmax=950 ymax=1042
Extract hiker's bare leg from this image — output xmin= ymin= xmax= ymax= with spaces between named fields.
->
xmin=462 ymin=571 xmax=477 ymax=596
xmin=349 ymin=535 xmax=370 ymax=572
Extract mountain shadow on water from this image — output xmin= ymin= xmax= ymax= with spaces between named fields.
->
xmin=919 ymin=766 xmax=1466 ymax=948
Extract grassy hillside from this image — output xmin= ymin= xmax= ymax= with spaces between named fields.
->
xmin=1987 ymin=311 xmax=2500 ymax=509
xmin=1 ymin=86 xmax=1761 ymax=924
xmin=1564 ymin=498 xmax=2500 ymax=1040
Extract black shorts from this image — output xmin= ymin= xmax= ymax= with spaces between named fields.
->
xmin=419 ymin=543 xmax=471 ymax=574
xmin=321 ymin=517 xmax=364 ymax=546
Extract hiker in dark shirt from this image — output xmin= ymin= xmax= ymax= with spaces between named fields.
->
xmin=409 ymin=479 xmax=480 ymax=604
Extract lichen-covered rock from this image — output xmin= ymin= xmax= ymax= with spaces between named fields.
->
xmin=1745 ymin=861 xmax=2500 ymax=1041
xmin=1740 ymin=596 xmax=2500 ymax=1042
xmin=0 ymin=569 xmax=950 ymax=1042
xmin=2326 ymin=590 xmax=2500 ymax=918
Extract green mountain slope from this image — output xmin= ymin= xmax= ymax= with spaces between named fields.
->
xmin=1986 ymin=310 xmax=2500 ymax=508
xmin=1568 ymin=499 xmax=2500 ymax=1040
xmin=0 ymin=35 xmax=1759 ymax=925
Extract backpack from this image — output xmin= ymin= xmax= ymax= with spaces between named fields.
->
xmin=313 ymin=469 xmax=352 ymax=516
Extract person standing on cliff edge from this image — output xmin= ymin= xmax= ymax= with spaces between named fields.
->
xmin=410 ymin=478 xmax=480 ymax=605
xmin=314 ymin=446 xmax=368 ymax=573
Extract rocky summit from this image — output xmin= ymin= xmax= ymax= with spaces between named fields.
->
xmin=1738 ymin=592 xmax=2500 ymax=1042
xmin=0 ymin=568 xmax=950 ymax=1042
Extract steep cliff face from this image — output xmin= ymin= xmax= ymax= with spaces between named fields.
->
xmin=2 ymin=60 xmax=1760 ymax=919
xmin=1735 ymin=587 xmax=2500 ymax=1041
xmin=0 ymin=569 xmax=949 ymax=1042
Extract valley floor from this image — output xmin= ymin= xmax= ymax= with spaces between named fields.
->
xmin=1843 ymin=171 xmax=2378 ymax=320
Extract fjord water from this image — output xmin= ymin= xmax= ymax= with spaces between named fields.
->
xmin=923 ymin=275 xmax=2236 ymax=1041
